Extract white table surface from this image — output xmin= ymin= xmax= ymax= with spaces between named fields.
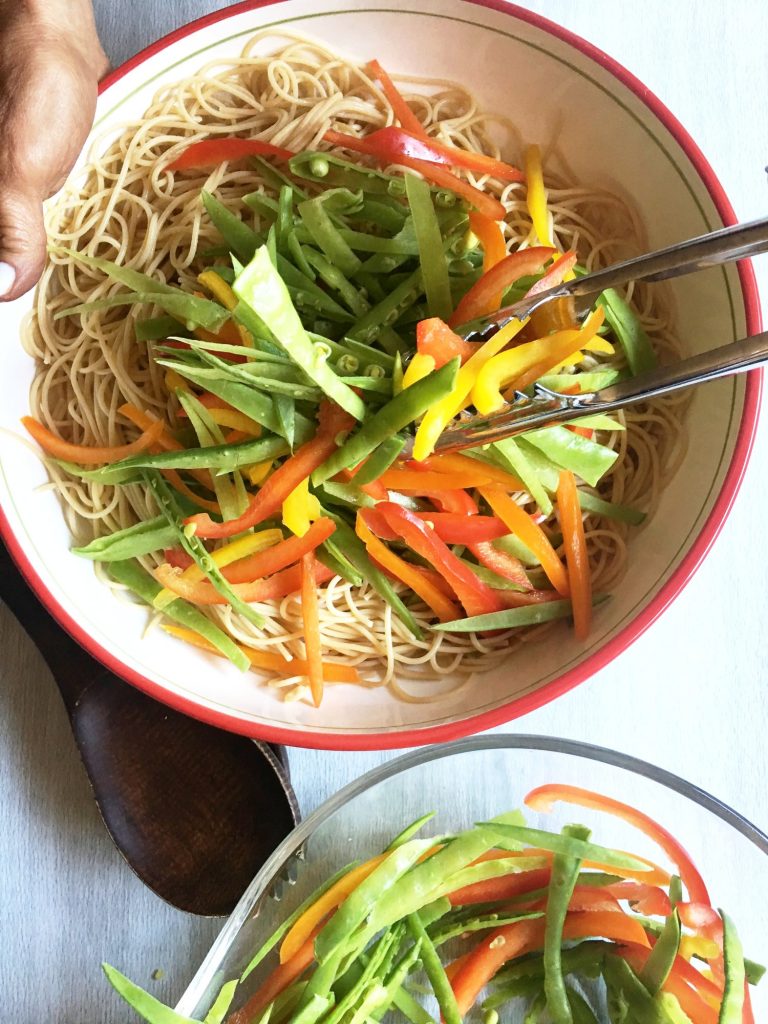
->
xmin=2 ymin=1 xmax=768 ymax=1020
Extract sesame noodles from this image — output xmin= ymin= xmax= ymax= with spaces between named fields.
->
xmin=22 ymin=32 xmax=687 ymax=705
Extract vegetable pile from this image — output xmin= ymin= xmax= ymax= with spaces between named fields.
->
xmin=24 ymin=60 xmax=659 ymax=706
xmin=103 ymin=783 xmax=761 ymax=1023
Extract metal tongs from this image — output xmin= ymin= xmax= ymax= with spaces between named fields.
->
xmin=411 ymin=216 xmax=768 ymax=456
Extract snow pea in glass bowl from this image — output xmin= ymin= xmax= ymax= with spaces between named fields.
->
xmin=173 ymin=736 xmax=768 ymax=1021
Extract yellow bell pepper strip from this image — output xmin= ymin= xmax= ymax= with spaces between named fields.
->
xmin=199 ymin=407 xmax=262 ymax=435
xmin=356 ymin=513 xmax=460 ymax=623
xmin=186 ymin=401 xmax=354 ymax=539
xmin=300 ymin=550 xmax=324 ymax=707
xmin=245 ymin=460 xmax=272 ymax=486
xmin=153 ymin=528 xmax=283 ymax=610
xmin=166 ymin=137 xmax=294 ymax=171
xmin=366 ymin=59 xmax=429 ymax=139
xmin=22 ymin=415 xmax=164 ymax=466
xmin=162 ymin=625 xmax=361 ymax=683
xmin=556 ymin=470 xmax=592 ymax=640
xmin=509 ymin=307 xmax=607 ymax=396
xmin=198 ymin=269 xmax=253 ymax=347
xmin=479 ymin=486 xmax=569 ymax=596
xmin=221 ymin=518 xmax=335 ymax=585
xmin=282 ymin=476 xmax=322 ymax=537
xmin=448 ymin=246 xmax=554 ymax=327
xmin=412 ymin=317 xmax=529 ymax=461
xmin=525 ymin=144 xmax=553 ymax=247
xmin=473 ymin=306 xmax=605 ymax=413
xmin=401 ymin=351 xmax=435 ymax=389
xmin=279 ymin=853 xmax=389 ymax=964
xmin=415 ymin=318 xmax=478 ymax=368
xmin=324 ymin=130 xmax=507 ymax=221
xmin=420 ymin=452 xmax=524 ymax=491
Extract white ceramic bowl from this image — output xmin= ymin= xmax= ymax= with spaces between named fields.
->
xmin=0 ymin=0 xmax=760 ymax=749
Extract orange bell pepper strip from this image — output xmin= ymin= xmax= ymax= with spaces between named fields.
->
xmin=451 ymin=912 xmax=649 ymax=1017
xmin=469 ymin=210 xmax=507 ymax=308
xmin=419 ymin=452 xmax=524 ymax=491
xmin=22 ymin=415 xmax=163 ymax=465
xmin=186 ymin=401 xmax=353 ymax=539
xmin=448 ymin=247 xmax=554 ymax=327
xmin=337 ymin=464 xmax=388 ymax=502
xmin=378 ymin=468 xmax=494 ymax=492
xmin=525 ymin=784 xmax=710 ymax=905
xmin=224 ymin=518 xmax=335 ymax=585
xmin=556 ymin=469 xmax=591 ymax=640
xmin=602 ymin=881 xmax=672 ymax=917
xmin=324 ymin=129 xmax=506 ymax=221
xmin=228 ymin=930 xmax=319 ymax=1024
xmin=280 ymin=853 xmax=388 ymax=964
xmin=366 ymin=59 xmax=429 ymax=138
xmin=480 ymin=486 xmax=569 ymax=596
xmin=162 ymin=624 xmax=360 ymax=683
xmin=416 ymin=318 xmax=478 ymax=368
xmin=300 ymin=550 xmax=324 ymax=707
xmin=356 ymin=512 xmax=460 ymax=622
xmin=376 ymin=502 xmax=505 ymax=618
xmin=166 ymin=137 xmax=293 ymax=171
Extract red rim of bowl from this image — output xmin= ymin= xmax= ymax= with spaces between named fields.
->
xmin=1 ymin=0 xmax=762 ymax=751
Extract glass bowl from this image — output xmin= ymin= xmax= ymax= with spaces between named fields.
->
xmin=175 ymin=735 xmax=768 ymax=1020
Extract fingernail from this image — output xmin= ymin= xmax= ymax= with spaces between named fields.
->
xmin=0 ymin=262 xmax=16 ymax=298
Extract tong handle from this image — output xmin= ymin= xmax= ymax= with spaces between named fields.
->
xmin=594 ymin=329 xmax=768 ymax=410
xmin=476 ymin=215 xmax=768 ymax=332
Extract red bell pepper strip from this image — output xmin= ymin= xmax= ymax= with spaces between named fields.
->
xmin=416 ymin=317 xmax=478 ymax=367
xmin=525 ymin=784 xmax=710 ymax=906
xmin=324 ymin=129 xmax=507 ymax=221
xmin=524 ymin=249 xmax=578 ymax=297
xmin=166 ymin=137 xmax=294 ymax=171
xmin=366 ymin=59 xmax=429 ymax=139
xmin=337 ymin=464 xmax=388 ymax=501
xmin=557 ymin=469 xmax=591 ymax=640
xmin=448 ymin=246 xmax=555 ymax=326
xmin=22 ymin=415 xmax=163 ymax=466
xmin=357 ymin=512 xmax=460 ymax=622
xmin=601 ymin=881 xmax=672 ymax=917
xmin=164 ymin=548 xmax=194 ymax=571
xmin=223 ymin=518 xmax=335 ymax=584
xmin=426 ymin=488 xmax=479 ymax=515
xmin=186 ymin=401 xmax=353 ymax=539
xmin=301 ymin=551 xmax=324 ymax=707
xmin=376 ymin=502 xmax=505 ymax=618
xmin=447 ymin=867 xmax=552 ymax=907
xmin=363 ymin=509 xmax=507 ymax=545
xmin=469 ymin=540 xmax=532 ymax=590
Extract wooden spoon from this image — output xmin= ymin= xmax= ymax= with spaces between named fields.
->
xmin=0 ymin=540 xmax=299 ymax=917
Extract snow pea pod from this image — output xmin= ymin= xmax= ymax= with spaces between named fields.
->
xmin=315 ymin=839 xmax=435 ymax=964
xmin=72 ymin=517 xmax=176 ymax=561
xmin=302 ymin=248 xmax=370 ymax=318
xmin=567 ymin=987 xmax=599 ymax=1024
xmin=85 ymin=434 xmax=289 ymax=483
xmin=135 ymin=315 xmax=188 ymax=341
xmin=544 ymin=824 xmax=590 ymax=1024
xmin=298 ymin=197 xmax=361 ymax=277
xmin=107 ymin=559 xmax=249 ymax=672
xmin=347 ymin=268 xmax=423 ymax=343
xmin=639 ymin=910 xmax=680 ymax=994
xmin=406 ymin=913 xmax=461 ymax=1024
xmin=598 ymin=287 xmax=657 ymax=375
xmin=434 ymin=596 xmax=610 ymax=633
xmin=289 ymin=151 xmax=407 ymax=196
xmin=478 ymin=822 xmax=650 ymax=872
xmin=102 ymin=964 xmax=201 ymax=1024
xmin=204 ymin=980 xmax=238 ymax=1024
xmin=353 ymin=435 xmax=405 ymax=485
xmin=577 ymin=490 xmax=645 ymax=526
xmin=522 ymin=426 xmax=618 ymax=488
xmin=719 ymin=911 xmax=745 ymax=1023
xmin=144 ymin=470 xmax=265 ymax=628
xmin=313 ymin=358 xmax=459 ymax=484
xmin=387 ymin=813 xmax=436 ymax=851
xmin=202 ymin=190 xmax=261 ymax=263
xmin=405 ymin=174 xmax=452 ymax=321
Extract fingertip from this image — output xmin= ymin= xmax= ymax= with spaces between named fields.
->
xmin=0 ymin=190 xmax=47 ymax=301
xmin=0 ymin=262 xmax=16 ymax=300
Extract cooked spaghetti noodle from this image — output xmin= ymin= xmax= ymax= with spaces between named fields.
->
xmin=22 ymin=32 xmax=687 ymax=704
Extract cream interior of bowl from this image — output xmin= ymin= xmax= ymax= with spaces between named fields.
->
xmin=0 ymin=0 xmax=750 ymax=742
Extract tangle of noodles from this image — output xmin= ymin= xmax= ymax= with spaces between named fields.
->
xmin=21 ymin=32 xmax=688 ymax=705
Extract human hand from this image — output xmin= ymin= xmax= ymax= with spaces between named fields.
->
xmin=0 ymin=0 xmax=109 ymax=301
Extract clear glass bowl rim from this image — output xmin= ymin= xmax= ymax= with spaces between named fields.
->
xmin=179 ymin=733 xmax=768 ymax=1014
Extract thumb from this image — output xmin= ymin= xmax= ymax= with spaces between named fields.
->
xmin=0 ymin=188 xmax=48 ymax=302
